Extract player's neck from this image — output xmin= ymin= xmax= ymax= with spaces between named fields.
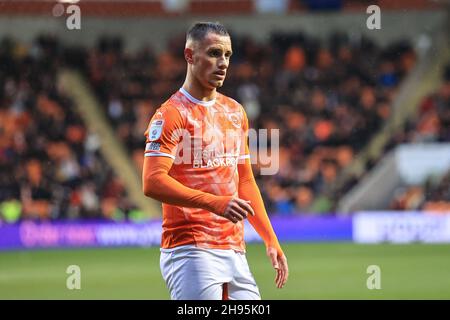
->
xmin=181 ymin=80 xmax=216 ymax=102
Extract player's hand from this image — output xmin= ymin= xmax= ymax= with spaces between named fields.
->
xmin=266 ymin=246 xmax=288 ymax=289
xmin=221 ymin=198 xmax=255 ymax=223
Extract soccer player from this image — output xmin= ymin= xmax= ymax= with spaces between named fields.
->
xmin=142 ymin=22 xmax=288 ymax=300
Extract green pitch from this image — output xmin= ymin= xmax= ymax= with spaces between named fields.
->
xmin=1 ymin=243 xmax=450 ymax=299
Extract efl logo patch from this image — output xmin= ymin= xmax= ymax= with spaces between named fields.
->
xmin=148 ymin=119 xmax=164 ymax=141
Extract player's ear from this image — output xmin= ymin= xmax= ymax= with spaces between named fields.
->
xmin=184 ymin=47 xmax=194 ymax=64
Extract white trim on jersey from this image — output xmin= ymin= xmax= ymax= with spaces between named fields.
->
xmin=144 ymin=152 xmax=175 ymax=159
xmin=179 ymin=87 xmax=216 ymax=107
xmin=238 ymin=154 xmax=251 ymax=160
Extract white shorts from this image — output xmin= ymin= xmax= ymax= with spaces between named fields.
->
xmin=160 ymin=245 xmax=261 ymax=300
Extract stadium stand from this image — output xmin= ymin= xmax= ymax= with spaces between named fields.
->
xmin=72 ymin=31 xmax=417 ymax=215
xmin=0 ymin=31 xmax=419 ymax=220
xmin=386 ymin=64 xmax=450 ymax=147
xmin=389 ymin=64 xmax=450 ymax=211
xmin=0 ymin=36 xmax=137 ymax=222
xmin=1 ymin=1 xmax=447 ymax=221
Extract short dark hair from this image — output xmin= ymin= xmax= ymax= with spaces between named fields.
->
xmin=186 ymin=22 xmax=229 ymax=42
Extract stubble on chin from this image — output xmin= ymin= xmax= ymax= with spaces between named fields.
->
xmin=208 ymin=80 xmax=223 ymax=89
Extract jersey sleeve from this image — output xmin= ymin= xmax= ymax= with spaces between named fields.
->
xmin=144 ymin=104 xmax=185 ymax=159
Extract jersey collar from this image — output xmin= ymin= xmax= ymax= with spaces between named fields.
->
xmin=179 ymin=88 xmax=216 ymax=107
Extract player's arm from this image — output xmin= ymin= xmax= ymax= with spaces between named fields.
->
xmin=142 ymin=105 xmax=253 ymax=223
xmin=143 ymin=156 xmax=253 ymax=222
xmin=238 ymin=159 xmax=288 ymax=288
xmin=237 ymin=107 xmax=288 ymax=288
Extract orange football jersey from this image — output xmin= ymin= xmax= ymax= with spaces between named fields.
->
xmin=144 ymin=88 xmax=250 ymax=251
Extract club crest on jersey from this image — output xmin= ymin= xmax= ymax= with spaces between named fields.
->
xmin=228 ymin=113 xmax=241 ymax=129
xmin=148 ymin=119 xmax=164 ymax=141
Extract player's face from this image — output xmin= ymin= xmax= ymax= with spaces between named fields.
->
xmin=192 ymin=33 xmax=232 ymax=89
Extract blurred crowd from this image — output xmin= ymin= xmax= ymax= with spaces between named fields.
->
xmin=390 ymin=169 xmax=450 ymax=212
xmin=0 ymin=31 xmax=425 ymax=222
xmin=389 ymin=65 xmax=450 ymax=211
xmin=81 ymin=31 xmax=416 ymax=215
xmin=0 ymin=36 xmax=138 ymax=223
